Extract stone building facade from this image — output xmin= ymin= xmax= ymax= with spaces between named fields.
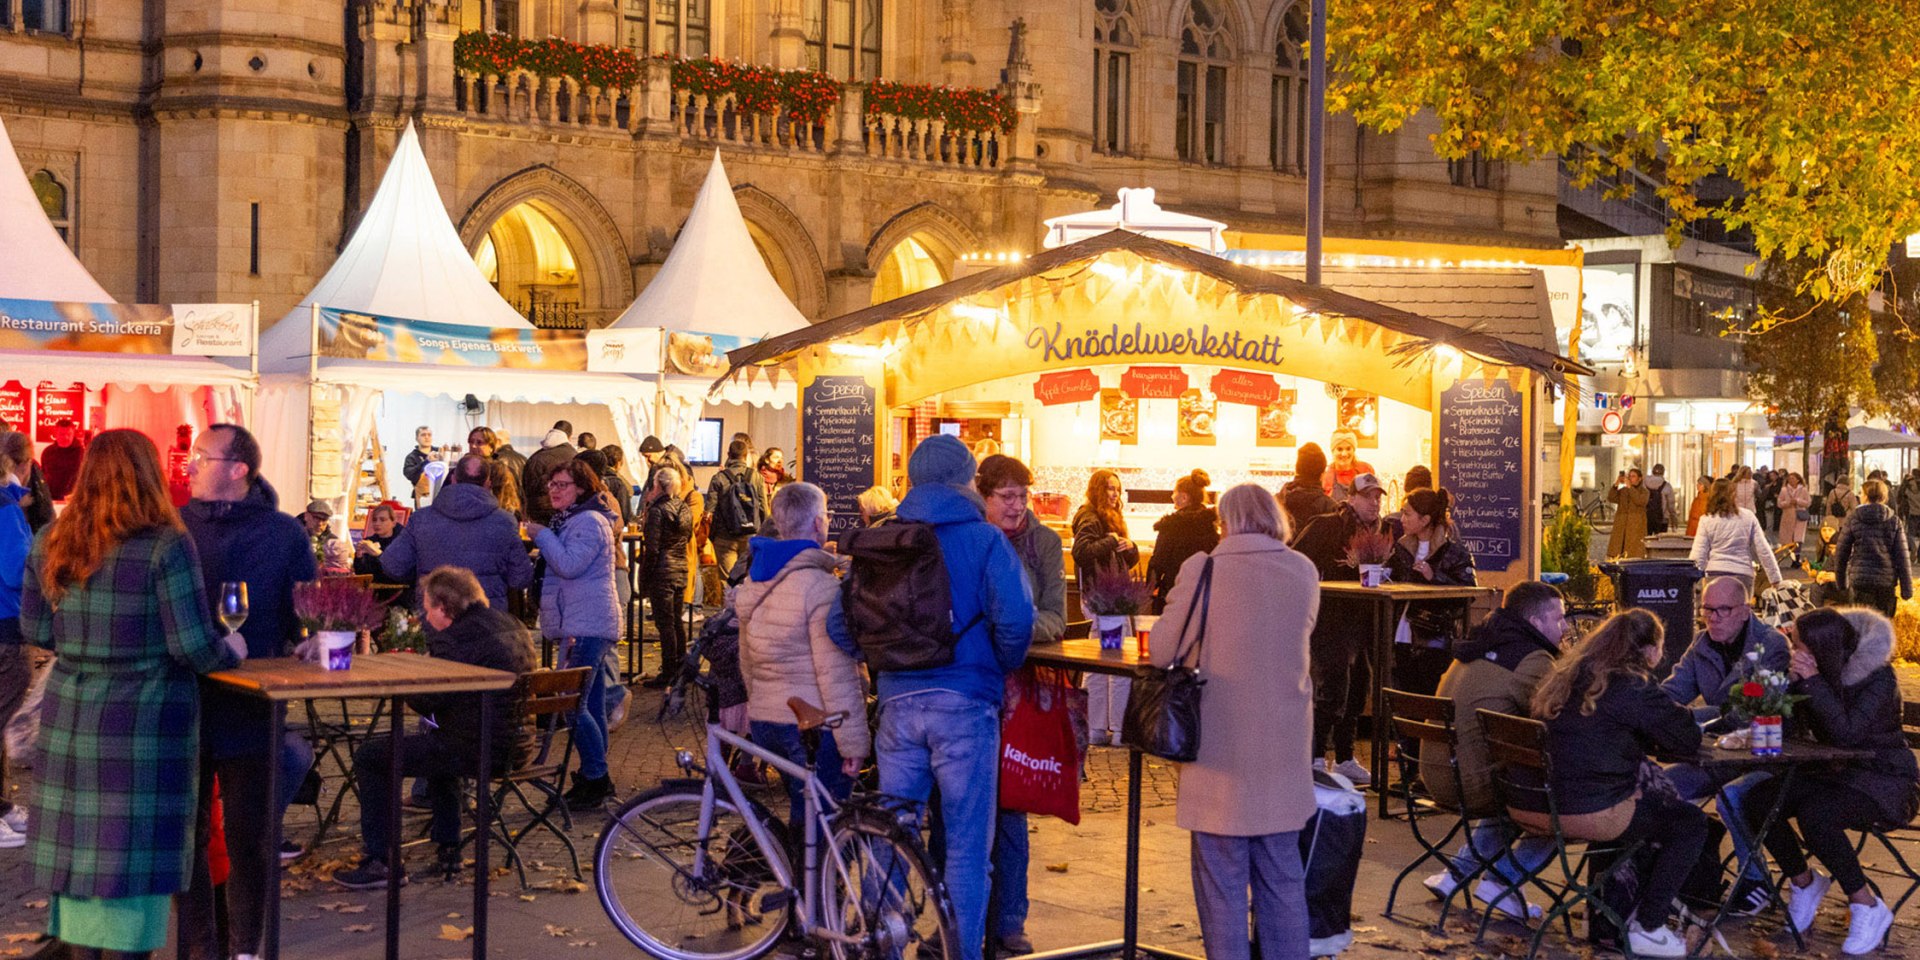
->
xmin=0 ymin=0 xmax=1560 ymax=332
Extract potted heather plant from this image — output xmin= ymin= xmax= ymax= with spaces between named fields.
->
xmin=293 ymin=578 xmax=386 ymax=671
xmin=1344 ymin=528 xmax=1396 ymax=587
xmin=1082 ymin=562 xmax=1152 ymax=650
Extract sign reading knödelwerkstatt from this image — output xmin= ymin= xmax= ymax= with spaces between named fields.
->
xmin=0 ymin=298 xmax=252 ymax=357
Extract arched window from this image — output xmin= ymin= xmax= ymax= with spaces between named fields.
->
xmin=621 ymin=0 xmax=710 ymax=57
xmin=489 ymin=0 xmax=520 ymax=37
xmin=31 ymin=170 xmax=71 ymax=245
xmin=1093 ymin=0 xmax=1136 ymax=155
xmin=1270 ymin=3 xmax=1308 ymax=173
xmin=1176 ymin=0 xmax=1231 ymax=164
xmin=804 ymin=0 xmax=883 ymax=80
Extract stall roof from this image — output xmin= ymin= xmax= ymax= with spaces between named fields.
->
xmin=1272 ymin=265 xmax=1558 ymax=356
xmin=725 ymin=229 xmax=1592 ymax=381
xmin=0 ymin=116 xmax=113 ymax=302
xmin=1847 ymin=425 xmax=1920 ymax=450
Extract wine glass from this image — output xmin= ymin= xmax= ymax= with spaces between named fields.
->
xmin=218 ymin=582 xmax=249 ymax=636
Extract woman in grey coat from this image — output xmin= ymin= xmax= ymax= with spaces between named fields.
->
xmin=528 ymin=458 xmax=622 ymax=809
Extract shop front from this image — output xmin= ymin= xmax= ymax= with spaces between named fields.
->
xmin=719 ymin=230 xmax=1587 ymax=585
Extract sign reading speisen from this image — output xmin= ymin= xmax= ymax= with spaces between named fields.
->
xmin=1438 ymin=379 xmax=1526 ymax=571
xmin=801 ymin=375 xmax=877 ymax=534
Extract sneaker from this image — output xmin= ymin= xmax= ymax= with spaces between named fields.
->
xmin=334 ymin=857 xmax=406 ymax=890
xmin=1843 ymin=897 xmax=1894 ymax=955
xmin=1786 ymin=870 xmax=1833 ymax=933
xmin=998 ymin=931 xmax=1034 ymax=955
xmin=1109 ymin=729 xmax=1125 ymax=747
xmin=1625 ymin=920 xmax=1687 ymax=958
xmin=1332 ymin=759 xmax=1372 ymax=787
xmin=1474 ymin=878 xmax=1544 ymax=921
xmin=1724 ymin=876 xmax=1773 ymax=918
xmin=278 ymin=839 xmax=305 ymax=864
xmin=1423 ymin=870 xmax=1460 ymax=902
xmin=565 ymin=775 xmax=615 ymax=812
xmin=0 ymin=819 xmax=23 ymax=849
xmin=1090 ymin=729 xmax=1111 ymax=748
xmin=1 ymin=805 xmax=26 ymax=834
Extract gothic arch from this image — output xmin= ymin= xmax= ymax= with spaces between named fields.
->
xmin=458 ymin=165 xmax=633 ymax=324
xmin=729 ymin=184 xmax=829 ymax=320
xmin=865 ymin=202 xmax=981 ymax=278
xmin=1261 ymin=0 xmax=1309 ymax=56
xmin=1160 ymin=0 xmax=1256 ymax=54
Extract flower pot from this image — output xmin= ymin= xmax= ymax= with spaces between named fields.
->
xmin=1749 ymin=715 xmax=1782 ymax=757
xmin=1095 ymin=614 xmax=1129 ymax=650
xmin=1358 ymin=564 xmax=1390 ymax=588
xmin=316 ymin=630 xmax=357 ymax=672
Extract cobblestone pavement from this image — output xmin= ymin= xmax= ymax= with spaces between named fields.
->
xmin=3 ymin=662 xmax=1920 ymax=958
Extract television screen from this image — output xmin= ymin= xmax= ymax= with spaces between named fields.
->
xmin=688 ymin=417 xmax=724 ymax=466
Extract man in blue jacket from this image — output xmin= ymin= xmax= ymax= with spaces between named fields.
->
xmin=177 ymin=423 xmax=319 ymax=960
xmin=876 ymin=435 xmax=1033 ymax=960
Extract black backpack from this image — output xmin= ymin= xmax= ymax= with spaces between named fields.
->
xmin=837 ymin=522 xmax=983 ymax=672
xmin=709 ymin=467 xmax=759 ymax=540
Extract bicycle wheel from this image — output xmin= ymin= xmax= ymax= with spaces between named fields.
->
xmin=596 ymin=784 xmax=793 ymax=960
xmin=813 ymin=806 xmax=960 ymax=960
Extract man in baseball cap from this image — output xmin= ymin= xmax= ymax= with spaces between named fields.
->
xmin=1289 ymin=469 xmax=1396 ymax=786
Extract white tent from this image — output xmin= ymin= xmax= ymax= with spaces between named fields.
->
xmin=0 ymin=115 xmax=253 ymax=439
xmin=594 ymin=152 xmax=808 ymax=447
xmin=257 ymin=121 xmax=654 ymax=513
xmin=1042 ymin=187 xmax=1228 ymax=254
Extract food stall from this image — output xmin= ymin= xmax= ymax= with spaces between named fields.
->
xmin=719 ymin=228 xmax=1589 ymax=585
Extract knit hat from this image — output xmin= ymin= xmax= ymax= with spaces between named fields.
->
xmin=541 ymin=429 xmax=569 ymax=449
xmin=638 ymin=435 xmax=665 ymax=454
xmin=908 ymin=434 xmax=977 ymax=488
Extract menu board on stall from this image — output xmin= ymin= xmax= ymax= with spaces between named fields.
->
xmin=802 ymin=375 xmax=877 ymax=534
xmin=0 ymin=382 xmax=28 ymax=430
xmin=1439 ymin=380 xmax=1524 ymax=571
xmin=34 ymin=382 xmax=86 ymax=442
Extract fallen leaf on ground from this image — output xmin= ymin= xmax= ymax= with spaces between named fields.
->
xmin=1045 ymin=863 xmax=1069 ymax=873
xmin=445 ymin=912 xmax=462 ymax=919
xmin=342 ymin=924 xmax=374 ymax=933
xmin=1 ymin=936 xmax=37 ymax=945
xmin=335 ymin=903 xmax=367 ymax=914
xmin=22 ymin=903 xmax=45 ymax=911
xmin=3 ymin=948 xmax=23 ymax=958
xmin=436 ymin=924 xmax=473 ymax=942
xmin=567 ymin=941 xmax=597 ymax=948
xmin=547 ymin=878 xmax=588 ymax=893
xmin=545 ymin=924 xmax=573 ymax=938
xmin=518 ymin=894 xmax=537 ymax=903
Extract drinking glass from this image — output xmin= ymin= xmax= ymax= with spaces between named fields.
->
xmin=218 ymin=582 xmax=249 ymax=636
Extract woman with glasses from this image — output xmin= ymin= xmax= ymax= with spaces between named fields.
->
xmin=526 ymin=459 xmax=622 ymax=810
xmin=1688 ymin=478 xmax=1783 ymax=595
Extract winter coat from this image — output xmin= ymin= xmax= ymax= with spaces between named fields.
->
xmin=1734 ymin=478 xmax=1757 ymax=511
xmin=380 ymin=483 xmax=534 ymax=611
xmin=1385 ymin=532 xmax=1477 ymax=646
xmin=1420 ymin=608 xmax=1559 ymax=816
xmin=1790 ymin=610 xmax=1920 ymax=827
xmin=21 ymin=526 xmax=240 ymax=897
xmin=600 ymin=470 xmax=634 ymax=529
xmin=877 ymin=483 xmax=1035 ymax=705
xmin=1292 ymin=503 xmax=1395 ymax=648
xmin=1070 ymin=503 xmax=1140 ymax=601
xmin=493 ymin=444 xmax=528 ymax=484
xmin=642 ymin=492 xmax=694 ymax=588
xmin=1660 ymin=614 xmax=1790 ymax=721
xmin=0 ymin=481 xmax=29 ymax=638
xmin=403 ymin=447 xmax=435 ymax=486
xmin=1147 ymin=506 xmax=1219 ymax=607
xmin=1689 ymin=508 xmax=1783 ymax=584
xmin=735 ymin=544 xmax=870 ymax=759
xmin=532 ymin=500 xmax=620 ymax=641
xmin=1642 ymin=475 xmax=1673 ymax=532
xmin=412 ymin=604 xmax=537 ymax=768
xmin=682 ymin=485 xmax=706 ymax=603
xmin=1687 ymin=491 xmax=1709 ymax=537
xmin=182 ymin=478 xmax=318 ymax=758
xmin=1522 ymin=670 xmax=1700 ymax=816
xmin=1777 ymin=482 xmax=1813 ymax=545
xmin=706 ymin=460 xmax=764 ymax=540
xmin=1606 ymin=483 xmax=1649 ymax=557
xmin=1007 ymin=510 xmax=1067 ymax=645
xmin=1279 ymin=479 xmax=1337 ymax=537
xmin=40 ymin=441 xmax=82 ymax=500
xmin=521 ymin=434 xmax=578 ymax=524
xmin=1835 ymin=502 xmax=1914 ymax=597
xmin=1152 ymin=534 xmax=1319 ymax=836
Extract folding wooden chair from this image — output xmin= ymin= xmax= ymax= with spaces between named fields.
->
xmin=1849 ymin=700 xmax=1920 ymax=921
xmin=478 ymin=667 xmax=592 ymax=889
xmin=1382 ymin=688 xmax=1479 ymax=925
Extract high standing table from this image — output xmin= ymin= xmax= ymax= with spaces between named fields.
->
xmin=207 ymin=655 xmax=518 ymax=960
xmin=1023 ymin=638 xmax=1202 ymax=960
xmin=1320 ymin=582 xmax=1497 ymax=818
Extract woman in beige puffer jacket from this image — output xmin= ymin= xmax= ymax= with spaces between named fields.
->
xmin=736 ymin=482 xmax=868 ymax=824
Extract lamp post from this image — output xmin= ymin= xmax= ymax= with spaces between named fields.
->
xmin=1306 ymin=0 xmax=1326 ymax=285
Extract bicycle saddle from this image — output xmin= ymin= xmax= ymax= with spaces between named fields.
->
xmin=788 ymin=697 xmax=846 ymax=731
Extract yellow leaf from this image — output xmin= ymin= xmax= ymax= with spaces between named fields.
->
xmin=437 ymin=925 xmax=474 ymax=942
xmin=343 ymin=924 xmax=374 ymax=933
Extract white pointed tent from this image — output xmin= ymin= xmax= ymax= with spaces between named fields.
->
xmin=257 ymin=122 xmax=654 ymax=514
xmin=594 ymin=152 xmax=807 ymax=450
xmin=0 ymin=114 xmax=253 ymax=447
xmin=1042 ymin=187 xmax=1228 ymax=254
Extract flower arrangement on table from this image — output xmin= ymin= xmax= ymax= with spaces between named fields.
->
xmin=380 ymin=607 xmax=430 ymax=655
xmin=1082 ymin=563 xmax=1152 ymax=649
xmin=293 ymin=579 xmax=387 ymax=669
xmin=1725 ymin=655 xmax=1806 ymax=723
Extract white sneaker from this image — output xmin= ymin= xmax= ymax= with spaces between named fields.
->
xmin=1787 ymin=871 xmax=1834 ymax=933
xmin=1625 ymin=920 xmax=1687 ymax=958
xmin=0 ymin=805 xmax=24 ymax=834
xmin=1109 ymin=729 xmax=1125 ymax=747
xmin=0 ymin=819 xmax=22 ymax=849
xmin=1474 ymin=878 xmax=1544 ymax=921
xmin=1423 ymin=870 xmax=1459 ymax=902
xmin=1843 ymin=897 xmax=1894 ymax=955
xmin=1333 ymin=759 xmax=1372 ymax=787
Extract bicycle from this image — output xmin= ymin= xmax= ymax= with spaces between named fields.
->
xmin=596 ymin=690 xmax=960 ymax=960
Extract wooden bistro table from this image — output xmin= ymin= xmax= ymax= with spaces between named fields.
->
xmin=1320 ymin=582 xmax=1497 ymax=818
xmin=207 ymin=654 xmax=518 ymax=960
xmin=1024 ymin=637 xmax=1201 ymax=960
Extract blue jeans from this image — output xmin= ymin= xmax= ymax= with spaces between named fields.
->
xmin=750 ymin=720 xmax=853 ymax=831
xmin=877 ymin=690 xmax=1001 ymax=960
xmin=564 ymin=636 xmax=617 ymax=780
xmin=992 ymin=809 xmax=1030 ymax=937
xmin=1447 ymin=819 xmax=1555 ymax=885
xmin=1667 ymin=763 xmax=1770 ymax=881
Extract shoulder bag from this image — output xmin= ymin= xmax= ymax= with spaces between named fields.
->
xmin=1122 ymin=557 xmax=1213 ymax=762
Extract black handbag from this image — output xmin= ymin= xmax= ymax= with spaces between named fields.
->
xmin=1122 ymin=557 xmax=1213 ymax=762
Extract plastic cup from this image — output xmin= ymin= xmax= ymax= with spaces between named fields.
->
xmin=319 ymin=631 xmax=357 ymax=671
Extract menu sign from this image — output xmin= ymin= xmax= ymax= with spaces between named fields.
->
xmin=801 ymin=375 xmax=877 ymax=534
xmin=1210 ymin=369 xmax=1279 ymax=407
xmin=35 ymin=382 xmax=86 ymax=442
xmin=0 ymin=382 xmax=28 ymax=430
xmin=1439 ymin=380 xmax=1525 ymax=570
xmin=1032 ymin=369 xmax=1100 ymax=406
xmin=1120 ymin=366 xmax=1189 ymax=399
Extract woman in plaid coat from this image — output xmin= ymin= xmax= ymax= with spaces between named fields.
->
xmin=19 ymin=430 xmax=241 ymax=958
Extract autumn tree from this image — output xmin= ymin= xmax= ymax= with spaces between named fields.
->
xmin=1744 ymin=256 xmax=1880 ymax=477
xmin=1328 ymin=1 xmax=1920 ymax=306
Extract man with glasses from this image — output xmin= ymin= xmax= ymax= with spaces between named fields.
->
xmin=1660 ymin=576 xmax=1791 ymax=916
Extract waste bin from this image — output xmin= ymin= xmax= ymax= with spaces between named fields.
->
xmin=1600 ymin=559 xmax=1705 ymax=671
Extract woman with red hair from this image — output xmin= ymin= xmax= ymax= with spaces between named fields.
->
xmin=20 ymin=429 xmax=241 ymax=960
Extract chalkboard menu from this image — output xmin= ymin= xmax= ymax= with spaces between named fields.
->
xmin=801 ymin=375 xmax=877 ymax=534
xmin=1438 ymin=379 xmax=1525 ymax=571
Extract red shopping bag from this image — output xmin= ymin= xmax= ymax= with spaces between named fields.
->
xmin=999 ymin=667 xmax=1083 ymax=825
